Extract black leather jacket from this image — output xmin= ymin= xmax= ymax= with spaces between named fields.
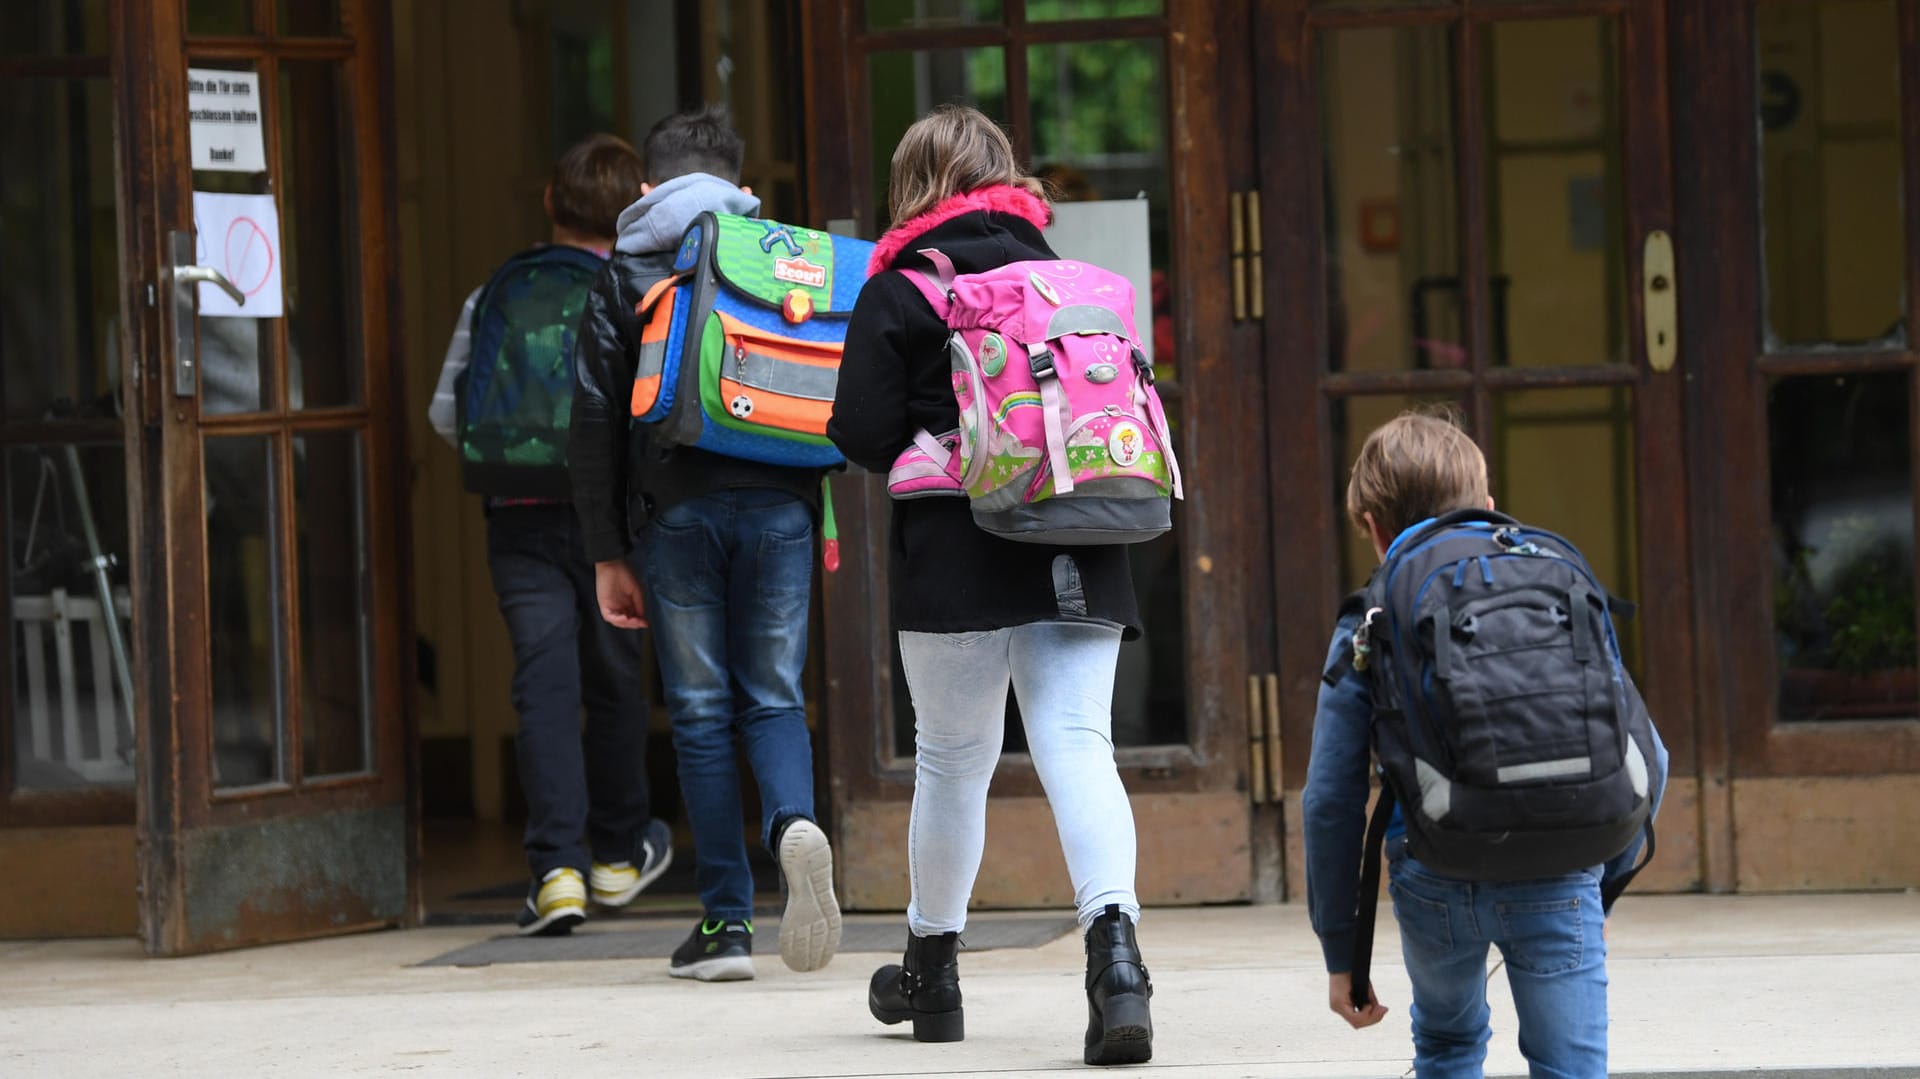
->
xmin=569 ymin=249 xmax=823 ymax=564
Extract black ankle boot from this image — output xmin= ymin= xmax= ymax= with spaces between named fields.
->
xmin=1083 ymin=904 xmax=1153 ymax=1065
xmin=868 ymin=930 xmax=963 ymax=1042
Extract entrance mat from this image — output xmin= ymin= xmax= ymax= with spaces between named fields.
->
xmin=415 ymin=915 xmax=1077 ymax=968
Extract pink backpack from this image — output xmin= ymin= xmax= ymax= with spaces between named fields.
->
xmin=886 ymin=249 xmax=1183 ymax=544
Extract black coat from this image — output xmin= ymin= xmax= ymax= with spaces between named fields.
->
xmin=570 ymin=247 xmax=822 ymax=564
xmin=828 ymin=199 xmax=1141 ymax=638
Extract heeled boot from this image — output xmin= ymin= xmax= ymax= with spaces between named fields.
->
xmin=1083 ymin=904 xmax=1153 ymax=1065
xmin=868 ymin=930 xmax=964 ymax=1042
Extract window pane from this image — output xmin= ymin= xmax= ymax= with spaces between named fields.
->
xmin=1027 ymin=0 xmax=1162 ymax=18
xmin=296 ymin=430 xmax=370 ymax=777
xmin=1 ymin=0 xmax=108 ymax=55
xmin=207 ymin=435 xmax=285 ymax=787
xmin=281 ymin=61 xmax=362 ymax=409
xmin=8 ymin=444 xmax=133 ymax=791
xmin=867 ymin=48 xmax=1006 ymax=228
xmin=1483 ymin=18 xmax=1629 ymax=367
xmin=1026 ymin=37 xmax=1182 ymax=747
xmin=1771 ymin=372 xmax=1917 ymax=721
xmin=1332 ymin=395 xmax=1470 ymax=592
xmin=1320 ymin=25 xmax=1464 ymax=372
xmin=276 ymin=0 xmax=340 ymax=36
xmin=191 ymin=61 xmax=276 ymax=416
xmin=188 ymin=0 xmax=254 ymax=36
xmin=867 ymin=0 xmax=1000 ymax=31
xmin=1492 ymin=387 xmax=1641 ymax=673
xmin=1758 ymin=0 xmax=1907 ymax=348
xmin=1 ymin=78 xmax=121 ymax=422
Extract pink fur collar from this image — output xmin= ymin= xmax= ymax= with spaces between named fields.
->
xmin=867 ymin=185 xmax=1053 ymax=276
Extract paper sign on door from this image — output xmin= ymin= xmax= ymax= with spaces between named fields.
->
xmin=188 ymin=68 xmax=267 ymax=173
xmin=192 ymin=191 xmax=284 ymax=318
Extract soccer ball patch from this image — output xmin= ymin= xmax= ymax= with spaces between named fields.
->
xmin=730 ymin=394 xmax=755 ymax=419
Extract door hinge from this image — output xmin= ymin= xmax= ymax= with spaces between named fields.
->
xmin=1246 ymin=672 xmax=1283 ymax=804
xmin=1230 ymin=190 xmax=1264 ymax=324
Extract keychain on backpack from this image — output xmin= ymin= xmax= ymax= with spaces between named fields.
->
xmin=820 ymin=476 xmax=840 ymax=574
xmin=1351 ymin=607 xmax=1381 ymax=673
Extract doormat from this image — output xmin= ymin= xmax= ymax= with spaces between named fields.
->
xmin=415 ymin=915 xmax=1077 ymax=968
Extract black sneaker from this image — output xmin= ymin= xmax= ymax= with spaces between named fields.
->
xmin=591 ymin=819 xmax=675 ymax=908
xmin=668 ymin=918 xmax=755 ymax=982
xmin=514 ymin=867 xmax=587 ymax=937
xmin=775 ymin=819 xmax=842 ymax=972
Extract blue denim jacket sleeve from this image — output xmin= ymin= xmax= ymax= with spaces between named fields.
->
xmin=1599 ymin=685 xmax=1671 ymax=898
xmin=1302 ymin=614 xmax=1372 ymax=974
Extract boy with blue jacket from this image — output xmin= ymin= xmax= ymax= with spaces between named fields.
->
xmin=1303 ymin=410 xmax=1668 ymax=1079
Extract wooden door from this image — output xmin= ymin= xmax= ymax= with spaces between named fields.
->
xmin=806 ymin=1 xmax=1267 ymax=909
xmin=1676 ymin=0 xmax=1920 ymax=892
xmin=1256 ymin=0 xmax=1701 ymax=895
xmin=125 ymin=0 xmax=412 ymax=953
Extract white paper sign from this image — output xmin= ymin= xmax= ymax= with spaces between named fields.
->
xmin=188 ymin=68 xmax=267 ymax=173
xmin=1045 ymin=199 xmax=1155 ymax=363
xmin=192 ymin=192 xmax=284 ymax=318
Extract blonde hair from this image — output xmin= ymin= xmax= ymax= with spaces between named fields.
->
xmin=1345 ymin=407 xmax=1489 ymax=538
xmin=887 ymin=104 xmax=1048 ymax=224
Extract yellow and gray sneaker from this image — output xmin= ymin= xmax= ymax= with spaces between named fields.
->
xmin=591 ymin=819 xmax=675 ymax=908
xmin=668 ymin=918 xmax=756 ymax=982
xmin=776 ymin=818 xmax=843 ymax=972
xmin=516 ymin=866 xmax=588 ymax=937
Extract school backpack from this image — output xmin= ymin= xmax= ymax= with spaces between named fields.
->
xmin=456 ymin=244 xmax=606 ymax=497
xmin=887 ymin=249 xmax=1183 ymax=544
xmin=1339 ymin=508 xmax=1658 ymax=1007
xmin=629 ymin=212 xmax=873 ymax=467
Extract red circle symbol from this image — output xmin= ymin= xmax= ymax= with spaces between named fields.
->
xmin=223 ymin=216 xmax=275 ymax=297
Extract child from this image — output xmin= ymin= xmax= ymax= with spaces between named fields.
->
xmin=829 ymin=104 xmax=1155 ymax=1066
xmin=570 ymin=106 xmax=842 ymax=982
xmin=1303 ymin=409 xmax=1668 ymax=1078
xmin=428 ymin=134 xmax=670 ymax=936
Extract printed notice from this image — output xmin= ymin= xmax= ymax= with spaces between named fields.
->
xmin=193 ymin=191 xmax=283 ymax=317
xmin=188 ymin=68 xmax=266 ymax=172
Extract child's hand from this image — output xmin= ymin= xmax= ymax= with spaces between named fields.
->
xmin=594 ymin=559 xmax=648 ymax=629
xmin=1328 ymin=973 xmax=1389 ymax=1030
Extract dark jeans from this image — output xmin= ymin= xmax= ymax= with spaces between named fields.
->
xmin=485 ymin=503 xmax=651 ymax=879
xmin=638 ymin=488 xmax=817 ymax=921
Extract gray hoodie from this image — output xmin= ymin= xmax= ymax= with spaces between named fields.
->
xmin=613 ymin=172 xmax=761 ymax=256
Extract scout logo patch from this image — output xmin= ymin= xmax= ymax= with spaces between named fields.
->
xmin=1107 ymin=421 xmax=1145 ymax=467
xmin=774 ymin=256 xmax=827 ymax=289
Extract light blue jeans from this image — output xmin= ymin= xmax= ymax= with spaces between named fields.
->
xmin=1389 ymin=850 xmax=1610 ymax=1079
xmin=897 ymin=621 xmax=1140 ymax=934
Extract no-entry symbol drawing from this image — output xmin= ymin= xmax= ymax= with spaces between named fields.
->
xmin=191 ymin=191 xmax=284 ymax=318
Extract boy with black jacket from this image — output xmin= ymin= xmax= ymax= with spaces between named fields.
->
xmin=570 ymin=106 xmax=842 ymax=981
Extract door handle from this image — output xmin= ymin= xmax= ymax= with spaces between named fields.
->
xmin=175 ymin=264 xmax=247 ymax=306
xmin=167 ymin=229 xmax=245 ymax=397
xmin=1643 ymin=230 xmax=1677 ymax=373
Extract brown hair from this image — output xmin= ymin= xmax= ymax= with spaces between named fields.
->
xmin=1345 ymin=407 xmax=1489 ymax=539
xmin=548 ymin=133 xmax=647 ymax=239
xmin=887 ymin=104 xmax=1048 ymax=224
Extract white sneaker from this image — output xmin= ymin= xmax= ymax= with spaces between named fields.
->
xmin=776 ymin=819 xmax=842 ymax=972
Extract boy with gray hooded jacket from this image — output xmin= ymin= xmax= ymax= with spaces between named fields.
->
xmin=570 ymin=106 xmax=842 ymax=982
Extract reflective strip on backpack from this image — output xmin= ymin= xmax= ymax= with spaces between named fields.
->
xmin=1043 ymin=304 xmax=1129 ymax=340
xmin=1496 ymin=757 xmax=1592 ymax=784
xmin=732 ymin=348 xmax=839 ymax=401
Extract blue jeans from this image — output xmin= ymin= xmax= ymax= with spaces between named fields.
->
xmin=1389 ymin=851 xmax=1609 ymax=1079
xmin=484 ymin=504 xmax=651 ymax=879
xmin=638 ymin=488 xmax=817 ymax=921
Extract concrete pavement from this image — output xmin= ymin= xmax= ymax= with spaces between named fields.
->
xmin=2 ymin=893 xmax=1917 ymax=1078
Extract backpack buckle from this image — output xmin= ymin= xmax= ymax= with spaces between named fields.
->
xmin=1027 ymin=343 xmax=1057 ymax=379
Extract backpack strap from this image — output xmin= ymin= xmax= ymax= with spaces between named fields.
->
xmin=1599 ymin=819 xmax=1656 ymax=913
xmin=1027 ymin=342 xmax=1077 ymax=495
xmin=1349 ymin=779 xmax=1397 ymax=1010
xmin=905 ymin=247 xmax=958 ymax=319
